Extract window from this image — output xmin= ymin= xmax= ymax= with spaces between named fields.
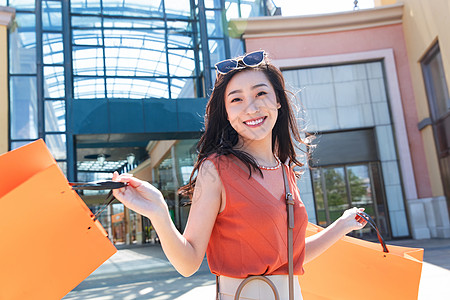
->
xmin=421 ymin=41 xmax=450 ymax=204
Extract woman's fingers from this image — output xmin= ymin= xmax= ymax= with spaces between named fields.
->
xmin=112 ymin=172 xmax=141 ymax=187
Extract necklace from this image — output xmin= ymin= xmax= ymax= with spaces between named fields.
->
xmin=257 ymin=155 xmax=281 ymax=171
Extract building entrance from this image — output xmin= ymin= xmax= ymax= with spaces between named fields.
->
xmin=312 ymin=162 xmax=391 ymax=240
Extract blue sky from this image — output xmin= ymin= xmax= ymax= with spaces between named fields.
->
xmin=273 ymin=0 xmax=375 ymax=16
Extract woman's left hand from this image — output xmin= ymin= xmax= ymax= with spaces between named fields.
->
xmin=337 ymin=207 xmax=368 ymax=235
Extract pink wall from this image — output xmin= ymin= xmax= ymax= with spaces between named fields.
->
xmin=245 ymin=24 xmax=432 ymax=198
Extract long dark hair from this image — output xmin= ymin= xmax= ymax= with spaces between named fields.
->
xmin=178 ymin=54 xmax=310 ymax=198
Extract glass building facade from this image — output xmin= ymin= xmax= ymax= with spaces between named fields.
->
xmin=5 ymin=0 xmax=274 ymax=244
xmin=7 ymin=0 xmax=271 ymax=180
xmin=283 ymin=62 xmax=409 ymax=239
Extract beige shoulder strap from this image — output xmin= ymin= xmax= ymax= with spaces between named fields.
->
xmin=282 ymin=164 xmax=295 ymax=300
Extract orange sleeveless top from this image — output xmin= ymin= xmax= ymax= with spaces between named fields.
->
xmin=206 ymin=154 xmax=308 ymax=278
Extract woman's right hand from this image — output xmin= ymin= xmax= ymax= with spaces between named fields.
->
xmin=112 ymin=171 xmax=168 ymax=219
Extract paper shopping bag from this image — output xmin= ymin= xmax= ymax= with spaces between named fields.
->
xmin=299 ymin=222 xmax=423 ymax=300
xmin=0 ymin=140 xmax=117 ymax=300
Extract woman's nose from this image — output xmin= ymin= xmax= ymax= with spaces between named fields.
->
xmin=245 ymin=99 xmax=260 ymax=114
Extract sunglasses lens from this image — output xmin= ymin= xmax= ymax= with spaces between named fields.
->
xmin=215 ymin=60 xmax=238 ymax=74
xmin=242 ymin=51 xmax=264 ymax=66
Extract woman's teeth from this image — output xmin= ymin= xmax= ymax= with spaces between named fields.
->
xmin=245 ymin=117 xmax=265 ymax=126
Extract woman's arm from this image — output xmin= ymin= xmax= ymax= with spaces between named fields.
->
xmin=304 ymin=207 xmax=366 ymax=264
xmin=112 ymin=159 xmax=222 ymax=277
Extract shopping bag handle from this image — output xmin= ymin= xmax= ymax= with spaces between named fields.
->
xmin=356 ymin=211 xmax=389 ymax=253
xmin=70 ymin=181 xmax=127 ymax=221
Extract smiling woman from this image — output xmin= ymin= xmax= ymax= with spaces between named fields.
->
xmin=111 ymin=51 xmax=368 ymax=300
xmin=225 ymin=71 xmax=281 ymax=147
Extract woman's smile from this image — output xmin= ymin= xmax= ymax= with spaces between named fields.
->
xmin=243 ymin=116 xmax=267 ymax=127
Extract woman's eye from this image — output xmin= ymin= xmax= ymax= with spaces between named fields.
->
xmin=231 ymin=98 xmax=242 ymax=103
xmin=256 ymin=91 xmax=267 ymax=97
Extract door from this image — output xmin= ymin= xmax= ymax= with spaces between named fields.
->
xmin=312 ymin=162 xmax=391 ymax=240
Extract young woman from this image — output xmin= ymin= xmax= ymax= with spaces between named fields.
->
xmin=112 ymin=50 xmax=367 ymax=299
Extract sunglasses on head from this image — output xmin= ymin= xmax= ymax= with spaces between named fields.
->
xmin=214 ymin=50 xmax=266 ymax=75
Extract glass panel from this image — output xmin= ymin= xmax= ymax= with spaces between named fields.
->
xmin=324 ymin=167 xmax=348 ymax=223
xmin=104 ymin=29 xmax=167 ymax=76
xmin=43 ymin=33 xmax=63 ymax=64
xmin=71 ymin=16 xmax=102 ymax=28
xmin=11 ymin=140 xmax=34 ymax=150
xmin=347 ymin=164 xmax=381 ymax=239
xmin=243 ymin=0 xmax=264 ymax=18
xmin=168 ymin=49 xmax=195 ymax=77
xmin=348 ymin=165 xmax=373 ymax=209
xmin=211 ymin=68 xmax=217 ymax=88
xmin=304 ymin=84 xmax=334 ymax=109
xmin=0 ymin=0 xmax=6 ymax=6
xmin=304 ymin=67 xmax=333 ymax=85
xmin=366 ymin=61 xmax=383 ymax=79
xmin=106 ymin=78 xmax=169 ymax=99
xmin=153 ymin=153 xmax=176 ymax=223
xmin=225 ymin=0 xmax=240 ymax=20
xmin=206 ymin=9 xmax=224 ymax=37
xmin=209 ymin=39 xmax=225 ymax=64
xmin=205 ymin=0 xmax=222 ymax=9
xmin=110 ymin=203 xmax=126 ymax=244
xmin=368 ymin=78 xmax=388 ymax=103
xmin=240 ymin=2 xmax=253 ymax=18
xmin=73 ymin=47 xmax=104 ymax=76
xmin=332 ymin=64 xmax=367 ymax=82
xmin=427 ymin=51 xmax=450 ymax=119
xmin=42 ymin=1 xmax=62 ymax=31
xmin=45 ymin=134 xmax=66 ymax=160
xmin=57 ymin=161 xmax=67 ymax=177
xmin=10 ymin=76 xmax=38 ymax=139
xmin=72 ymin=29 xmax=103 ymax=46
xmin=105 ymin=46 xmax=167 ymax=77
xmin=164 ymin=0 xmax=191 ymax=17
xmin=371 ymin=162 xmax=391 ymax=238
xmin=70 ymin=0 xmax=101 ymax=14
xmin=167 ymin=32 xmax=194 ymax=49
xmin=167 ymin=21 xmax=192 ymax=32
xmin=335 ymin=81 xmax=370 ymax=106
xmin=312 ymin=169 xmax=327 ymax=226
xmin=104 ymin=18 xmax=165 ymax=29
xmin=102 ymin=0 xmax=164 ymax=18
xmin=45 ymin=100 xmax=66 ymax=132
xmin=74 ymin=77 xmax=105 ymax=99
xmin=229 ymin=37 xmax=244 ymax=57
xmin=8 ymin=0 xmax=34 ymax=10
xmin=337 ymin=104 xmax=374 ymax=129
xmin=175 ymin=139 xmax=198 ymax=185
xmin=44 ymin=66 xmax=65 ymax=98
xmin=9 ymin=13 xmax=36 ymax=74
xmin=171 ymin=78 xmax=196 ymax=98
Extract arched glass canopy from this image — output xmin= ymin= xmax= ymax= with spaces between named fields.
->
xmin=69 ymin=0 xmax=198 ymax=100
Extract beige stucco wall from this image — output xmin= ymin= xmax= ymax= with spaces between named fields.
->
xmin=374 ymin=0 xmax=397 ymax=6
xmin=399 ymin=0 xmax=449 ymax=197
xmin=0 ymin=7 xmax=15 ymax=155
xmin=0 ymin=26 xmax=8 ymax=155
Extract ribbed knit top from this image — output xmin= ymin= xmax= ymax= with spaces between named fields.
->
xmin=206 ymin=154 xmax=308 ymax=278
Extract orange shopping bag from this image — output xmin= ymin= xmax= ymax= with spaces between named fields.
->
xmin=299 ymin=221 xmax=424 ymax=300
xmin=0 ymin=140 xmax=117 ymax=300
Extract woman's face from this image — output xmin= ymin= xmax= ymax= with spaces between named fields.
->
xmin=224 ymin=69 xmax=280 ymax=144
